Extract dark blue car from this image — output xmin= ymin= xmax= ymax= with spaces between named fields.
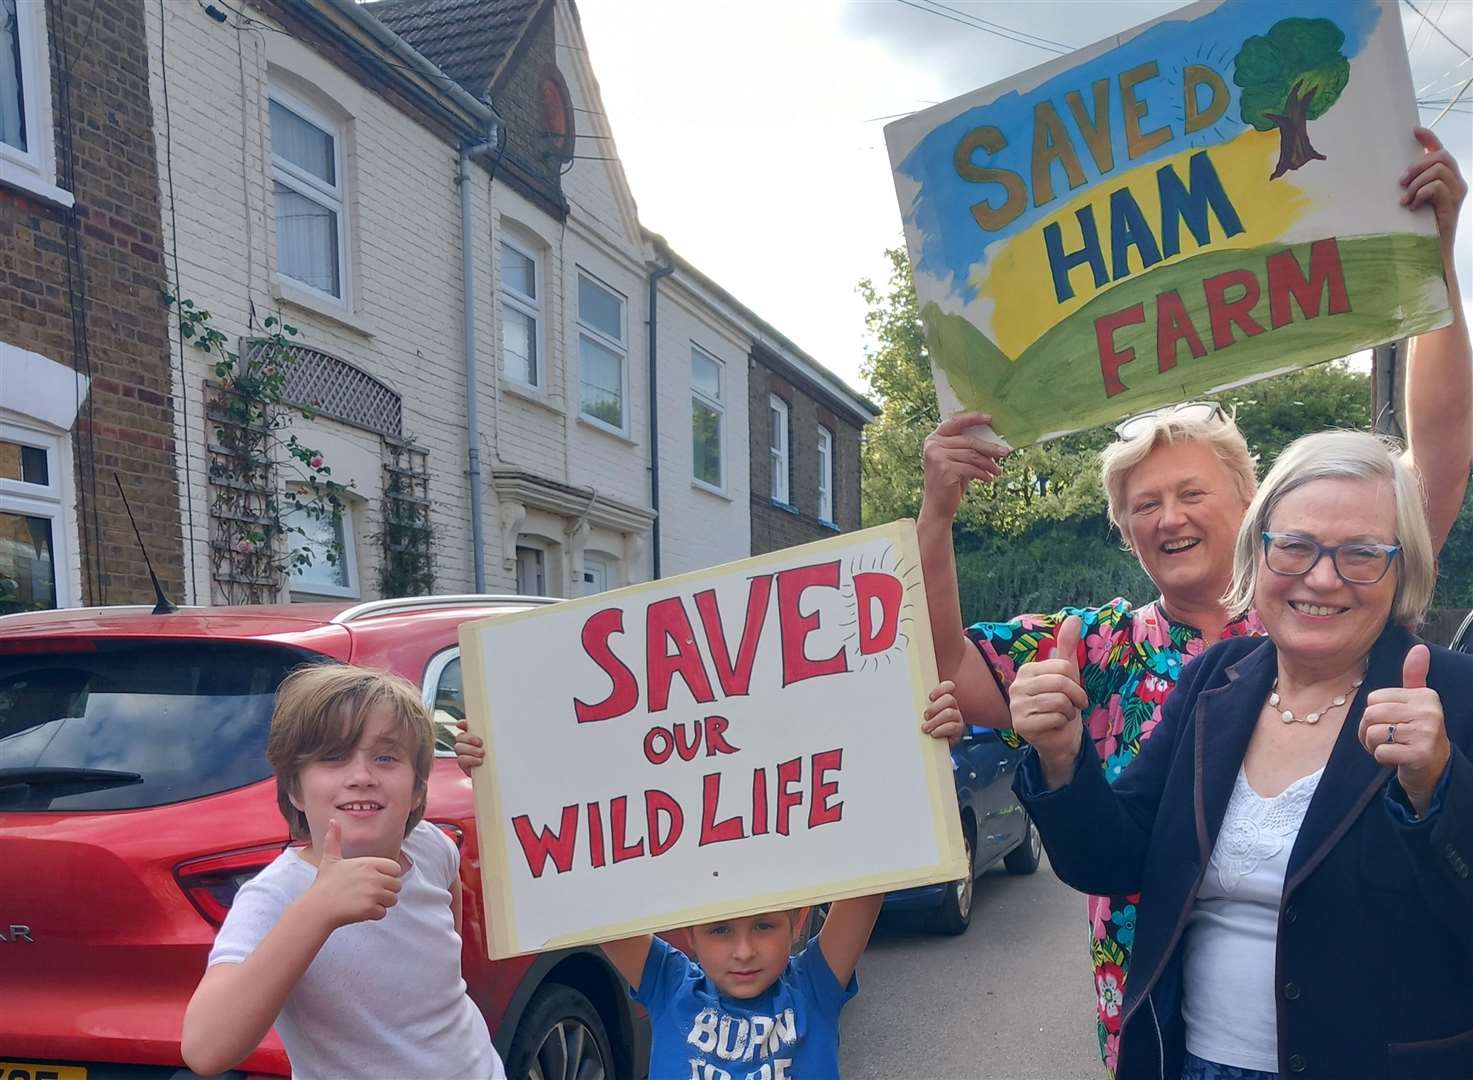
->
xmin=882 ymin=724 xmax=1041 ymax=934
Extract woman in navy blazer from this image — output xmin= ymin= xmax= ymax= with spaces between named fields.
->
xmin=1009 ymin=430 xmax=1473 ymax=1080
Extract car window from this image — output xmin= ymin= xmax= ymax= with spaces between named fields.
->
xmin=0 ymin=641 xmax=322 ymax=811
xmin=428 ymin=653 xmax=463 ymax=752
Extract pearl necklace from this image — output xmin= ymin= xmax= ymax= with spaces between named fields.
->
xmin=1268 ymin=672 xmax=1365 ymax=724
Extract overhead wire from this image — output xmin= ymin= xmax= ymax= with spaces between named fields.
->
xmin=920 ymin=0 xmax=1073 ymax=53
xmin=1403 ymin=0 xmax=1472 ymax=59
xmin=892 ymin=0 xmax=1069 ymax=54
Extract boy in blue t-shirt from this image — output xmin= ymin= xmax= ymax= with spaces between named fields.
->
xmin=455 ymin=683 xmax=965 ymax=1079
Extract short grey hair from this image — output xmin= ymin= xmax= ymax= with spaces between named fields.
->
xmin=1100 ymin=411 xmax=1258 ymax=536
xmin=1224 ymin=430 xmax=1434 ymax=625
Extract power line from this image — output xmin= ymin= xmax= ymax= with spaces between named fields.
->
xmin=920 ymin=0 xmax=1073 ymax=53
xmin=892 ymin=0 xmax=1068 ymax=54
xmin=1403 ymin=0 xmax=1472 ymax=60
xmin=1427 ymin=75 xmax=1473 ymax=127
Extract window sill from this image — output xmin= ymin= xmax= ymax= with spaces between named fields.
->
xmin=693 ymin=479 xmax=731 ymax=502
xmin=290 ymin=588 xmax=362 ymax=601
xmin=771 ymin=499 xmax=800 ymax=516
xmin=504 ymin=380 xmax=564 ymax=416
xmin=273 ymin=279 xmax=374 ymax=339
xmin=577 ymin=414 xmax=638 ymax=446
xmin=818 ymin=518 xmax=840 ymax=531
xmin=0 ymin=167 xmax=75 ymax=210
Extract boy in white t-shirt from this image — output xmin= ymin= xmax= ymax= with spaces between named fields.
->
xmin=182 ymin=665 xmax=505 ymax=1080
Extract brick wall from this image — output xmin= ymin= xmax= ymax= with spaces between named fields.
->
xmin=491 ymin=3 xmax=566 ymax=217
xmin=747 ymin=354 xmax=863 ymax=555
xmin=1 ymin=0 xmax=184 ymax=606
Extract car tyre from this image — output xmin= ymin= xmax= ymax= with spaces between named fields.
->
xmin=927 ymin=827 xmax=975 ymax=935
xmin=1004 ymin=816 xmax=1042 ymax=876
xmin=505 ymin=983 xmax=613 ymax=1080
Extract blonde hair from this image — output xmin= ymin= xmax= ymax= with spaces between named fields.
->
xmin=1224 ymin=430 xmax=1434 ymax=625
xmin=1101 ymin=411 xmax=1258 ymax=536
xmin=267 ymin=664 xmax=436 ymax=840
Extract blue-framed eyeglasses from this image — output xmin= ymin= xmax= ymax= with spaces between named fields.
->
xmin=1261 ymin=532 xmax=1401 ymax=585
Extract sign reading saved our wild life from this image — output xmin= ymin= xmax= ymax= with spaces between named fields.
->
xmin=885 ymin=0 xmax=1452 ymax=447
xmin=458 ymin=522 xmax=967 ymax=959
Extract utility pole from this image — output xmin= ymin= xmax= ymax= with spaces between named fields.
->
xmin=1371 ymin=339 xmax=1407 ymax=439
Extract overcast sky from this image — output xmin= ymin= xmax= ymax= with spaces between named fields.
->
xmin=575 ymin=1 xmax=1473 ymax=394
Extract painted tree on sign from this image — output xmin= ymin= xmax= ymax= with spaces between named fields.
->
xmin=1234 ymin=17 xmax=1350 ymax=180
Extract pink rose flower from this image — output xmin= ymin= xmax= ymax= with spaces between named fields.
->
xmin=235 ymin=539 xmax=254 ymax=555
xmin=309 ymin=455 xmax=324 ymax=469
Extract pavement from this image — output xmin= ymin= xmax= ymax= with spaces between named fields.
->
xmin=840 ymin=853 xmax=1104 ymax=1080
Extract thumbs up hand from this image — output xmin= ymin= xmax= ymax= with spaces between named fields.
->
xmin=1009 ymin=615 xmax=1090 ymax=789
xmin=307 ymin=819 xmax=404 ymax=929
xmin=1359 ymin=645 xmax=1452 ymax=817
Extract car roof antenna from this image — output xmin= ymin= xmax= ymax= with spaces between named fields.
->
xmin=113 ymin=473 xmax=177 ymax=614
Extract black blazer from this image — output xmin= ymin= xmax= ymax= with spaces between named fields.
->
xmin=1014 ymin=622 xmax=1473 ymax=1080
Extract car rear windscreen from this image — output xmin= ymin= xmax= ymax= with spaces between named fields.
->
xmin=0 ymin=641 xmax=323 ymax=811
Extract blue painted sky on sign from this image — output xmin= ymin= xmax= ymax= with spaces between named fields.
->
xmin=896 ymin=0 xmax=1382 ymax=301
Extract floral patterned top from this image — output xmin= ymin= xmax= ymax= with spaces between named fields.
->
xmin=966 ymin=597 xmax=1265 ymax=1077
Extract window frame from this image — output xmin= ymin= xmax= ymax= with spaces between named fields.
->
xmin=0 ymin=421 xmax=74 ymax=611
xmin=498 ymin=233 xmax=543 ymax=391
xmin=422 ymin=646 xmax=462 ymax=757
xmin=690 ymin=344 xmax=725 ymax=494
xmin=0 ymin=0 xmax=67 ymax=206
xmin=285 ymin=496 xmax=359 ymax=600
xmin=769 ymin=394 xmax=790 ymax=506
xmin=817 ymin=425 xmax=834 ymax=525
xmin=575 ymin=269 xmax=629 ymax=436
xmin=268 ymin=86 xmax=350 ymax=307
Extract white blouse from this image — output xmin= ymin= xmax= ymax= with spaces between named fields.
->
xmin=1182 ymin=764 xmax=1324 ymax=1073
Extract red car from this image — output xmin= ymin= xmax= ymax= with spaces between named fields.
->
xmin=0 ymin=595 xmax=659 ymax=1080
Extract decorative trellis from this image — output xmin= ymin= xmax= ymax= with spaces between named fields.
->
xmin=243 ymin=339 xmax=405 ymax=439
xmin=377 ymin=437 xmax=435 ymax=598
xmin=206 ymin=380 xmax=285 ymax=605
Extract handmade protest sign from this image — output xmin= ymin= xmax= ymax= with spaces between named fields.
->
xmin=885 ymin=0 xmax=1451 ymax=447
xmin=458 ymin=521 xmax=967 ymax=959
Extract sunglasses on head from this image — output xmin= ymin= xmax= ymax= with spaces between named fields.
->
xmin=1114 ymin=401 xmax=1228 ymax=441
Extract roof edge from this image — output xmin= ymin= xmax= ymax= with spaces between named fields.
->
xmin=645 ymin=230 xmax=879 ymax=423
xmin=318 ymin=0 xmax=502 ymax=134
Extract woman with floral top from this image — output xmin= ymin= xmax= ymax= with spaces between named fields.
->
xmin=919 ymin=128 xmax=1470 ymax=1077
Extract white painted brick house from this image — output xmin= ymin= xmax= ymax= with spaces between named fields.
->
xmin=144 ymin=0 xmax=870 ymax=606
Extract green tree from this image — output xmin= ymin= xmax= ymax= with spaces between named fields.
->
xmin=1234 ymin=18 xmax=1350 ymax=179
xmin=859 ymin=248 xmax=1106 ymax=537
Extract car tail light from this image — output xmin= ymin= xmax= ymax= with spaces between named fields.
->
xmin=175 ymin=843 xmax=291 ymax=927
xmin=432 ymin=821 xmax=464 ymax=849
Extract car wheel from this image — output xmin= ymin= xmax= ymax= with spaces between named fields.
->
xmin=927 ymin=827 xmax=975 ymax=935
xmin=1004 ymin=816 xmax=1042 ymax=876
xmin=506 ymin=984 xmax=613 ymax=1080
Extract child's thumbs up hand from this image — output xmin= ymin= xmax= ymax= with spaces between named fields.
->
xmin=307 ymin=818 xmax=403 ymax=930
xmin=1360 ymin=644 xmax=1450 ymax=817
xmin=1009 ymin=616 xmax=1089 ymax=789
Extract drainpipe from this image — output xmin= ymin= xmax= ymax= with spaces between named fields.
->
xmin=461 ymin=138 xmax=495 ymax=592
xmin=647 ymin=251 xmax=676 ymax=579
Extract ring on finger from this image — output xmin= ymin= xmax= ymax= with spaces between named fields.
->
xmin=1386 ymin=724 xmax=1397 ymax=746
